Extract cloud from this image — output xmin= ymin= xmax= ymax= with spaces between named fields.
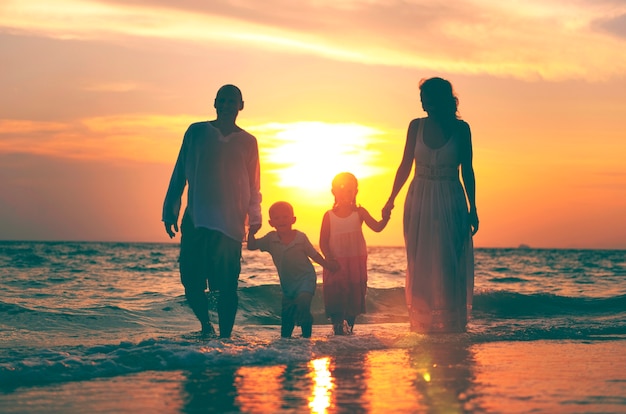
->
xmin=0 ymin=115 xmax=188 ymax=163
xmin=592 ymin=13 xmax=626 ymax=39
xmin=1 ymin=0 xmax=626 ymax=80
xmin=82 ymin=82 xmax=143 ymax=92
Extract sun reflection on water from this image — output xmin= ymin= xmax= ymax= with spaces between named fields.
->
xmin=309 ymin=357 xmax=333 ymax=413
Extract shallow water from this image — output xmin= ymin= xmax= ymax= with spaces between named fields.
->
xmin=2 ymin=336 xmax=624 ymax=414
xmin=1 ymin=241 xmax=625 ymax=412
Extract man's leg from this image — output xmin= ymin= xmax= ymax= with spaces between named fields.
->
xmin=217 ymin=288 xmax=238 ymax=338
xmin=179 ymin=213 xmax=214 ymax=334
xmin=207 ymin=230 xmax=242 ymax=338
xmin=184 ymin=287 xmax=214 ymax=334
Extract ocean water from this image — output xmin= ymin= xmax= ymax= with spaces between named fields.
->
xmin=1 ymin=241 xmax=625 ymax=413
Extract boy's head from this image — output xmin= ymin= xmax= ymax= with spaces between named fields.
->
xmin=268 ymin=201 xmax=296 ymax=230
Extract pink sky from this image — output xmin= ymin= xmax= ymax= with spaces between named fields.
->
xmin=1 ymin=0 xmax=625 ymax=248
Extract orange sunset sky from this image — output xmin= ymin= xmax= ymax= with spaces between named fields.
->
xmin=1 ymin=0 xmax=625 ymax=249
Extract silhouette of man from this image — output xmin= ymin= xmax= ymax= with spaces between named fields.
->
xmin=163 ymin=84 xmax=262 ymax=337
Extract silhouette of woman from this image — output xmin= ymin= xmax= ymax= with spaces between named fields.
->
xmin=383 ymin=77 xmax=478 ymax=333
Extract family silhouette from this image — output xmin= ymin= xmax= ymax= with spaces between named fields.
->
xmin=162 ymin=78 xmax=478 ymax=337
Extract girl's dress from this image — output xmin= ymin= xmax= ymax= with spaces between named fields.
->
xmin=403 ymin=118 xmax=474 ymax=333
xmin=322 ymin=211 xmax=368 ymax=319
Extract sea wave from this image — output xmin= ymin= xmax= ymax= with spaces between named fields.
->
xmin=2 ymin=320 xmax=626 ymax=390
xmin=3 ymin=287 xmax=625 ymax=338
xmin=3 ymin=287 xmax=625 ymax=327
xmin=473 ymin=291 xmax=626 ymax=318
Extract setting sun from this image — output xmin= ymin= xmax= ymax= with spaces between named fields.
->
xmin=251 ymin=121 xmax=385 ymax=196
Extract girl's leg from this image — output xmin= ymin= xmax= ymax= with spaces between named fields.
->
xmin=331 ymin=314 xmax=345 ymax=335
xmin=345 ymin=315 xmax=356 ymax=334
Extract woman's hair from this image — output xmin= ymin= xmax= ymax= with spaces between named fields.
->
xmin=331 ymin=172 xmax=359 ymax=211
xmin=419 ymin=77 xmax=460 ymax=122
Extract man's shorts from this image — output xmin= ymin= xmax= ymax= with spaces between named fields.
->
xmin=179 ymin=213 xmax=242 ymax=293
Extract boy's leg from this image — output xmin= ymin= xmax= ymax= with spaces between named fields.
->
xmin=295 ymin=292 xmax=314 ymax=338
xmin=281 ymin=298 xmax=295 ymax=338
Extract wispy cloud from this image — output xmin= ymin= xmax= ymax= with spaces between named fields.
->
xmin=82 ymin=82 xmax=143 ymax=93
xmin=0 ymin=115 xmax=188 ymax=162
xmin=592 ymin=13 xmax=626 ymax=39
xmin=1 ymin=0 xmax=625 ymax=80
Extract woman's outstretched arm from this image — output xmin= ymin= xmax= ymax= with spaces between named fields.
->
xmin=383 ymin=119 xmax=419 ymax=217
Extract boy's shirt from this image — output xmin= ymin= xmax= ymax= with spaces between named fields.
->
xmin=254 ymin=230 xmax=319 ymax=298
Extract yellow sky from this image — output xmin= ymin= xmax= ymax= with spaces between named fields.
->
xmin=1 ymin=0 xmax=625 ymax=248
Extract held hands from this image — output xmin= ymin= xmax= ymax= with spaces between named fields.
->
xmin=164 ymin=221 xmax=179 ymax=239
xmin=382 ymin=199 xmax=394 ymax=221
xmin=248 ymin=223 xmax=262 ymax=237
xmin=326 ymin=259 xmax=341 ymax=273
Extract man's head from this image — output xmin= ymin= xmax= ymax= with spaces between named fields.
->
xmin=214 ymin=84 xmax=244 ymax=120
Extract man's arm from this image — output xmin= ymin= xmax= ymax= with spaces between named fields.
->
xmin=162 ymin=130 xmax=189 ymax=238
xmin=246 ymin=136 xmax=262 ymax=231
xmin=247 ymin=228 xmax=259 ymax=250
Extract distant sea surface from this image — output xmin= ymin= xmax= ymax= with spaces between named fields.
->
xmin=1 ymin=241 xmax=625 ymax=413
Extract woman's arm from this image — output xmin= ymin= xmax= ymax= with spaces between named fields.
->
xmin=459 ymin=121 xmax=479 ymax=235
xmin=382 ymin=119 xmax=418 ymax=216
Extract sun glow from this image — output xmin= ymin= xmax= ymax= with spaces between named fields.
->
xmin=309 ymin=357 xmax=332 ymax=413
xmin=252 ymin=121 xmax=385 ymax=197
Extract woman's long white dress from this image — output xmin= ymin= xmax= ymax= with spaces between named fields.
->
xmin=403 ymin=118 xmax=474 ymax=333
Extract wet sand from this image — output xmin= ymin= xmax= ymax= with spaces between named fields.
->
xmin=1 ymin=328 xmax=625 ymax=414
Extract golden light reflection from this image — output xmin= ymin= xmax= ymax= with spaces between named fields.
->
xmin=365 ymin=349 xmax=422 ymax=412
xmin=235 ymin=365 xmax=285 ymax=413
xmin=251 ymin=121 xmax=385 ymax=196
xmin=309 ymin=357 xmax=333 ymax=413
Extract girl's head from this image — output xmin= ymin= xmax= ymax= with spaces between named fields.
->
xmin=331 ymin=172 xmax=358 ymax=210
xmin=419 ymin=77 xmax=459 ymax=122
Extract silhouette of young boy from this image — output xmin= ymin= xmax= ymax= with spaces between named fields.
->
xmin=248 ymin=201 xmax=338 ymax=338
